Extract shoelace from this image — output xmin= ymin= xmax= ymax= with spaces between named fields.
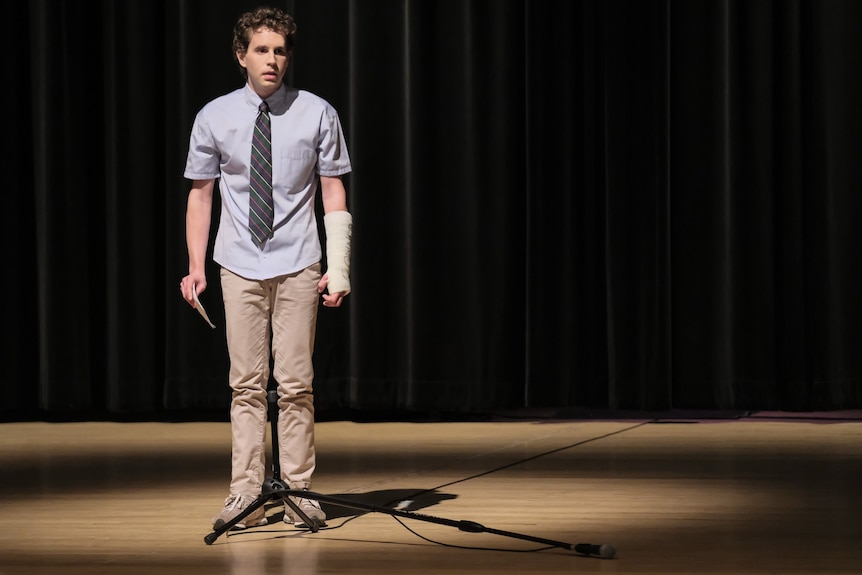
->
xmin=287 ymin=495 xmax=321 ymax=515
xmin=224 ymin=494 xmax=247 ymax=512
xmin=292 ymin=489 xmax=321 ymax=511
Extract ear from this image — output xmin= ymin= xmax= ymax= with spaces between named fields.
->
xmin=236 ymin=50 xmax=248 ymax=69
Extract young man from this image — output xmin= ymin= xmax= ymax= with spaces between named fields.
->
xmin=179 ymin=6 xmax=352 ymax=530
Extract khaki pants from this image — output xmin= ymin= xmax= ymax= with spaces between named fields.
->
xmin=220 ymin=263 xmax=321 ymax=496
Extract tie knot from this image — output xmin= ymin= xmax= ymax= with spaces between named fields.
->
xmin=259 ymin=101 xmax=270 ymax=113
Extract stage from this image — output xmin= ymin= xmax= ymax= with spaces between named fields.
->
xmin=1 ymin=413 xmax=860 ymax=574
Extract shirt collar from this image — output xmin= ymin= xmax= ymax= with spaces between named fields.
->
xmin=243 ymin=83 xmax=289 ymax=112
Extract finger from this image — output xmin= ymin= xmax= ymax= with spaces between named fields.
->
xmin=180 ymin=278 xmax=198 ymax=306
xmin=322 ymin=293 xmax=343 ymax=308
xmin=183 ymin=284 xmax=195 ymax=306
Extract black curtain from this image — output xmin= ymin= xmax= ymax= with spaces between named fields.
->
xmin=6 ymin=0 xmax=862 ymax=420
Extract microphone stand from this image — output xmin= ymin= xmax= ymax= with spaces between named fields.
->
xmin=203 ymin=391 xmax=615 ymax=559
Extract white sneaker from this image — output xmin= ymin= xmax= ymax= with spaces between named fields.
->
xmin=212 ymin=494 xmax=268 ymax=530
xmin=284 ymin=490 xmax=327 ymax=528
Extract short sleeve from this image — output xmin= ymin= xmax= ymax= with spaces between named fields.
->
xmin=316 ymin=106 xmax=352 ymax=177
xmin=184 ymin=112 xmax=222 ymax=180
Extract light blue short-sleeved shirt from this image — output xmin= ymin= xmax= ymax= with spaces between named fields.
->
xmin=184 ymin=83 xmax=352 ymax=280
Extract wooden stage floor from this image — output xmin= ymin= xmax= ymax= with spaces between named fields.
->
xmin=1 ymin=413 xmax=861 ymax=574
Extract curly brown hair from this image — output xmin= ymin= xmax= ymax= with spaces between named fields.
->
xmin=233 ymin=6 xmax=297 ymax=70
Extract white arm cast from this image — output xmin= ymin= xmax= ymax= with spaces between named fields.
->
xmin=323 ymin=210 xmax=353 ymax=295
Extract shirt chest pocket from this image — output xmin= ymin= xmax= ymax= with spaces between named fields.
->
xmin=277 ymin=148 xmax=317 ymax=192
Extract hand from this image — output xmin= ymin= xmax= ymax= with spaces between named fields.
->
xmin=180 ymin=273 xmax=207 ymax=308
xmin=318 ymin=273 xmax=347 ymax=308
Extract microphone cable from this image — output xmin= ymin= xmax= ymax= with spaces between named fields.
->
xmin=320 ymin=419 xmax=651 ymax=554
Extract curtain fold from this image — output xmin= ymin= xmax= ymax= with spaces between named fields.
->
xmin=6 ymin=0 xmax=862 ymax=420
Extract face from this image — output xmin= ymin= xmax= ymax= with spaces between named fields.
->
xmin=237 ymin=27 xmax=290 ymax=98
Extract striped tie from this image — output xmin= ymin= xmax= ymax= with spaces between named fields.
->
xmin=249 ymin=101 xmax=273 ymax=249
